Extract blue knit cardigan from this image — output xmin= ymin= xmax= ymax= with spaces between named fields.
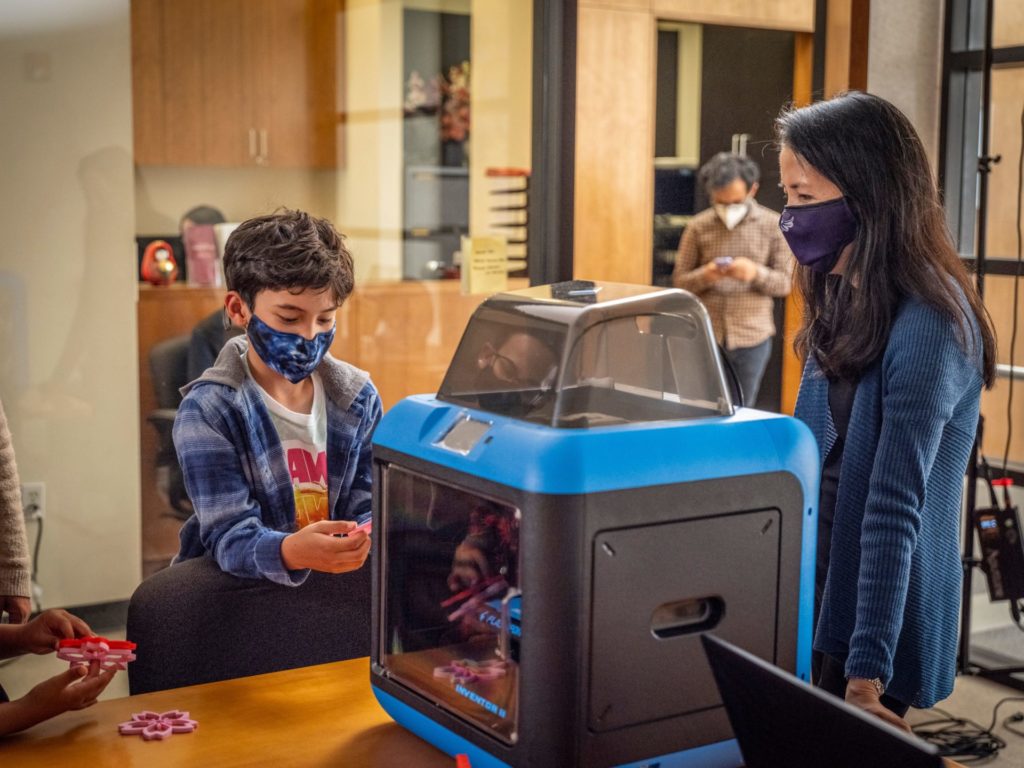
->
xmin=794 ymin=298 xmax=983 ymax=708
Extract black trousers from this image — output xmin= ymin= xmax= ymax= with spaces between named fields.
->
xmin=815 ymin=652 xmax=910 ymax=717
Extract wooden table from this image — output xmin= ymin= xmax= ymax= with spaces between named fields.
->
xmin=2 ymin=658 xmax=450 ymax=767
xmin=3 ymin=656 xmax=970 ymax=767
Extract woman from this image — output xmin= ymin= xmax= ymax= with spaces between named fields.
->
xmin=0 ymin=397 xmax=31 ymax=624
xmin=776 ymin=92 xmax=996 ymax=731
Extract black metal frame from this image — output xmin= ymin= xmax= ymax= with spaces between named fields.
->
xmin=941 ymin=0 xmax=1024 ymax=692
xmin=528 ymin=0 xmax=577 ymax=285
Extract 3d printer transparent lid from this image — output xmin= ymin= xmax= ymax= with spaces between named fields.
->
xmin=437 ymin=281 xmax=734 ymax=428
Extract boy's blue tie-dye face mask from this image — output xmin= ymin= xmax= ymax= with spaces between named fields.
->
xmin=246 ymin=313 xmax=336 ymax=383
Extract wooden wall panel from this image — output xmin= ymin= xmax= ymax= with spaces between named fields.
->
xmin=308 ymin=0 xmax=342 ymax=168
xmin=848 ymin=0 xmax=870 ymax=91
xmin=202 ymin=0 xmax=251 ymax=166
xmin=980 ymin=276 xmax=1024 ymax=465
xmin=986 ymin=68 xmax=1024 ymax=260
xmin=652 ymin=0 xmax=814 ymax=32
xmin=982 ymin=379 xmax=1024 ymax=467
xmin=159 ymin=0 xmax=207 ymax=165
xmin=993 ymin=0 xmax=1024 ymax=48
xmin=573 ymin=4 xmax=655 ymax=284
xmin=823 ymin=0 xmax=868 ymax=97
xmin=981 ymin=65 xmax=1024 ymax=467
xmin=582 ymin=0 xmax=652 ymax=10
xmin=261 ymin=0 xmax=339 ymax=168
xmin=130 ymin=0 xmax=166 ymax=164
xmin=353 ymin=280 xmax=527 ymax=409
xmin=781 ymin=32 xmax=815 ymax=416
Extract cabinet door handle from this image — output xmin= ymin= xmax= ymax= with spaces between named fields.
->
xmin=258 ymin=129 xmax=268 ymax=165
xmin=248 ymin=128 xmax=257 ymax=159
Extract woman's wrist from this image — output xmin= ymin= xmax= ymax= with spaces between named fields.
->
xmin=847 ymin=676 xmax=884 ymax=698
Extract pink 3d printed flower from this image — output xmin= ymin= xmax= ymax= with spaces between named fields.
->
xmin=118 ymin=710 xmax=199 ymax=741
xmin=57 ymin=636 xmax=136 ymax=673
xmin=433 ymin=658 xmax=508 ymax=685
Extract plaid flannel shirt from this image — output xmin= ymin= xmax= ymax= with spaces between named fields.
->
xmin=673 ymin=202 xmax=794 ymax=350
xmin=172 ymin=337 xmax=382 ymax=586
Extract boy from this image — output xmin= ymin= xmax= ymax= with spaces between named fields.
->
xmin=173 ymin=210 xmax=381 ymax=585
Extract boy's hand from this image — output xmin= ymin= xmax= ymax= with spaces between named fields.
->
xmin=17 ymin=610 xmax=91 ymax=655
xmin=281 ymin=520 xmax=371 ymax=574
xmin=9 ymin=666 xmax=116 ymax=732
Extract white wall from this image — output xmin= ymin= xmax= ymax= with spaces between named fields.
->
xmin=135 ymin=167 xmax=338 ymax=234
xmin=0 ymin=0 xmax=140 ymax=608
xmin=866 ymin=0 xmax=944 ymax=167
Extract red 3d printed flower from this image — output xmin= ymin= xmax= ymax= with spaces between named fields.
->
xmin=118 ymin=710 xmax=199 ymax=741
xmin=57 ymin=636 xmax=137 ymax=672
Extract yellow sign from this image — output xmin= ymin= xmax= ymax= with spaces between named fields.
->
xmin=461 ymin=236 xmax=508 ymax=295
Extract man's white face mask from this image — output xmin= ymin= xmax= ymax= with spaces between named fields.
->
xmin=714 ymin=200 xmax=751 ymax=231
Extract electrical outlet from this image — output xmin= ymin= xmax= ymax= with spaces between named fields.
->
xmin=21 ymin=482 xmax=45 ymax=521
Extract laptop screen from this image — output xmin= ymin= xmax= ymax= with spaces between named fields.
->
xmin=701 ymin=634 xmax=944 ymax=768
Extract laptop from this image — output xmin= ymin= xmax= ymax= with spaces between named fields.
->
xmin=701 ymin=634 xmax=944 ymax=768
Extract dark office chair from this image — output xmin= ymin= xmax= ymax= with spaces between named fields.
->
xmin=126 ymin=555 xmax=371 ymax=694
xmin=148 ymin=334 xmax=192 ymax=520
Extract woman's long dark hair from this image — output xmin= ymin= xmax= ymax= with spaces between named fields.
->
xmin=776 ymin=91 xmax=996 ymax=386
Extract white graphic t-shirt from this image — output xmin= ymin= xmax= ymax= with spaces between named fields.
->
xmin=244 ymin=355 xmax=329 ymax=528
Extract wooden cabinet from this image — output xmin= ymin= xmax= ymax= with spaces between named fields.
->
xmin=131 ymin=0 xmax=339 ymax=168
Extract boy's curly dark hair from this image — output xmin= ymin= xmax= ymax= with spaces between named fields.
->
xmin=223 ymin=209 xmax=354 ymax=308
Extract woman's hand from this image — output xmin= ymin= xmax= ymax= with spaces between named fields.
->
xmin=845 ymin=678 xmax=912 ymax=733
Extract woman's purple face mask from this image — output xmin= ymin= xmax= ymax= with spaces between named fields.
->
xmin=779 ymin=198 xmax=858 ymax=273
xmin=778 ymin=148 xmax=856 ymax=273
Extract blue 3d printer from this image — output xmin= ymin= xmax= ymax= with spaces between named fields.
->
xmin=370 ymin=282 xmax=819 ymax=767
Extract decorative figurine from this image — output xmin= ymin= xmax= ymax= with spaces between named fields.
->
xmin=141 ymin=239 xmax=179 ymax=286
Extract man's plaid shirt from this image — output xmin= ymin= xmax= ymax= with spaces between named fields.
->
xmin=672 ymin=202 xmax=794 ymax=350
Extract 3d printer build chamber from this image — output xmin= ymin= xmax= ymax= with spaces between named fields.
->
xmin=369 ymin=282 xmax=819 ymax=767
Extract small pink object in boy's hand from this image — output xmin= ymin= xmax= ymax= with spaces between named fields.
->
xmin=57 ymin=637 xmax=136 ymax=673
xmin=352 ymin=518 xmax=372 ymax=535
xmin=119 ymin=710 xmax=198 ymax=741
xmin=455 ymin=755 xmax=472 ymax=768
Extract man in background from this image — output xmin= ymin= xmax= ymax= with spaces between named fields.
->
xmin=673 ymin=152 xmax=793 ymax=407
